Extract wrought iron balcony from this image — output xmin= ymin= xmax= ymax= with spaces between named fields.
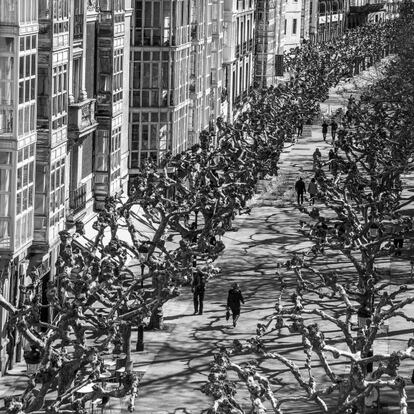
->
xmin=68 ymin=98 xmax=98 ymax=140
xmin=70 ymin=183 xmax=87 ymax=214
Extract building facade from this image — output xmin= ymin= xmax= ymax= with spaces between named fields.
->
xmin=129 ymin=0 xmax=193 ymax=174
xmin=0 ymin=0 xmax=39 ymax=373
xmin=347 ymin=1 xmax=404 ymax=29
xmin=189 ymin=0 xmax=225 ymax=144
xmin=0 ymin=0 xmax=131 ymax=374
xmin=315 ymin=0 xmax=348 ymax=42
xmin=254 ymin=0 xmax=277 ymax=88
xmin=93 ymin=0 xmax=131 ymax=209
xmin=348 ymin=1 xmax=385 ymax=28
xmin=385 ymin=0 xmax=402 ymax=19
xmin=221 ymin=0 xmax=255 ymax=121
xmin=284 ymin=0 xmax=303 ymax=50
xmin=129 ymin=0 xmax=228 ymax=172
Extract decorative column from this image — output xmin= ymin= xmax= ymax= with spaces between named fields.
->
xmin=68 ymin=0 xmax=75 ymax=105
xmin=80 ymin=0 xmax=88 ymax=101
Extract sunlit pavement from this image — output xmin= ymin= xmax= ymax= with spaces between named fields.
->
xmin=133 ymin=66 xmax=414 ymax=413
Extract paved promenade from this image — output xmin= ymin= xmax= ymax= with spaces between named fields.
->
xmin=129 ymin=123 xmax=414 ymax=414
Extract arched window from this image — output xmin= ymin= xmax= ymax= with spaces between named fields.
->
xmin=319 ymin=2 xmax=326 ymax=14
xmin=332 ymin=1 xmax=338 ymax=13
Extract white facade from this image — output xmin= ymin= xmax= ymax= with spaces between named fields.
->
xmin=284 ymin=0 xmax=302 ymax=51
xmin=223 ymin=0 xmax=255 ymax=121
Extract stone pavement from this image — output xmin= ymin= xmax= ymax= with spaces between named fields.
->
xmin=129 ymin=119 xmax=414 ymax=413
xmin=1 ymin=63 xmax=414 ymax=413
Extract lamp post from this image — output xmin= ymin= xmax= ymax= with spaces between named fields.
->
xmin=136 ymin=242 xmax=149 ymax=352
xmin=369 ymin=222 xmax=379 ymax=239
xmin=136 ymin=323 xmax=144 ymax=352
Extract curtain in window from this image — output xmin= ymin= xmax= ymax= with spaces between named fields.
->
xmin=0 ymin=220 xmax=10 ymax=246
xmin=0 ymin=194 xmax=9 ymax=217
xmin=0 ymin=169 xmax=10 ymax=191
xmin=0 ymin=0 xmax=17 ymax=24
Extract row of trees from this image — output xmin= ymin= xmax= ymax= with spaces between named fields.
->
xmin=202 ymin=3 xmax=414 ymax=414
xmin=3 ymin=6 xmax=412 ymax=414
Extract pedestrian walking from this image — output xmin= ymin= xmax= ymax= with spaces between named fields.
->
xmin=331 ymin=148 xmax=340 ymax=176
xmin=313 ymin=147 xmax=321 ymax=160
xmin=226 ymin=283 xmax=245 ymax=327
xmin=296 ymin=118 xmax=303 ymax=137
xmin=308 ymin=178 xmax=318 ymax=205
xmin=328 ymin=149 xmax=335 ymax=171
xmin=331 ymin=120 xmax=338 ymax=141
xmin=313 ymin=148 xmax=321 ymax=170
xmin=295 ymin=177 xmax=306 ymax=205
xmin=322 ymin=120 xmax=328 ymax=141
xmin=315 ymin=217 xmax=328 ymax=253
xmin=192 ymin=270 xmax=205 ymax=315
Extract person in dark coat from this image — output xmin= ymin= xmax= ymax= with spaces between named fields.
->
xmin=296 ymin=118 xmax=303 ymax=137
xmin=322 ymin=120 xmax=328 ymax=141
xmin=192 ymin=271 xmax=205 ymax=315
xmin=328 ymin=149 xmax=335 ymax=171
xmin=227 ymin=283 xmax=245 ymax=327
xmin=308 ymin=178 xmax=318 ymax=205
xmin=331 ymin=120 xmax=338 ymax=141
xmin=295 ymin=177 xmax=306 ymax=205
xmin=312 ymin=148 xmax=321 ymax=170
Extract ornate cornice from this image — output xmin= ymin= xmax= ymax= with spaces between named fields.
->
xmin=87 ymin=0 xmax=100 ymax=13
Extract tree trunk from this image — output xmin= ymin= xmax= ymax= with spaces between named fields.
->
xmin=122 ymin=325 xmax=133 ymax=372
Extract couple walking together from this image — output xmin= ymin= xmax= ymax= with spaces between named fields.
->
xmin=322 ymin=119 xmax=338 ymax=141
xmin=295 ymin=177 xmax=318 ymax=206
xmin=192 ymin=271 xmax=245 ymax=327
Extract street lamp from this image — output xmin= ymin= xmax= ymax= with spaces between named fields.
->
xmin=369 ymin=222 xmax=379 ymax=239
xmin=136 ymin=323 xmax=144 ymax=352
xmin=136 ymin=242 xmax=149 ymax=352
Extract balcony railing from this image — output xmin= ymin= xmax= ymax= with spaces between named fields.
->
xmin=68 ymin=98 xmax=98 ymax=139
xmin=70 ymin=183 xmax=87 ymax=214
